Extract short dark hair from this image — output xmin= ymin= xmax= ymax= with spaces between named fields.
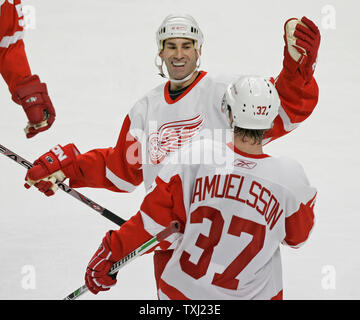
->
xmin=163 ymin=38 xmax=195 ymax=46
xmin=233 ymin=126 xmax=267 ymax=145
xmin=228 ymin=105 xmax=267 ymax=144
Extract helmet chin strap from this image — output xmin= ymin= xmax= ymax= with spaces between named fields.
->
xmin=155 ymin=53 xmax=201 ymax=84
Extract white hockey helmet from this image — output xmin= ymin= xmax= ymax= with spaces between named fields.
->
xmin=156 ymin=14 xmax=204 ymax=52
xmin=223 ymin=76 xmax=281 ymax=130
xmin=155 ymin=14 xmax=204 ymax=83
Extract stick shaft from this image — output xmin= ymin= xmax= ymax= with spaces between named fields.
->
xmin=0 ymin=143 xmax=126 ymax=226
xmin=64 ymin=221 xmax=180 ymax=300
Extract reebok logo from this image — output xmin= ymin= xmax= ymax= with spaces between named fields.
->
xmin=51 ymin=145 xmax=68 ymax=162
xmin=234 ymin=159 xmax=257 ymax=169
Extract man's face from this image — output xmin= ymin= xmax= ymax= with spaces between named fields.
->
xmin=159 ymin=38 xmax=200 ymax=81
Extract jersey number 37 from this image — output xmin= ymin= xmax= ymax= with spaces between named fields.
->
xmin=179 ymin=206 xmax=266 ymax=290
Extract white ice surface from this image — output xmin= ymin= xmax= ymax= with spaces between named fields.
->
xmin=0 ymin=0 xmax=359 ymax=300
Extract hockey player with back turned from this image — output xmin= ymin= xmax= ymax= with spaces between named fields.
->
xmin=0 ymin=0 xmax=56 ymax=138
xmin=23 ymin=14 xmax=320 ymax=294
xmin=84 ymin=76 xmax=317 ymax=300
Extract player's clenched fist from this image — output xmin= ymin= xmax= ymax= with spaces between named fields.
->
xmin=85 ymin=231 xmax=119 ymax=295
xmin=25 ymin=144 xmax=81 ymax=196
xmin=12 ymin=75 xmax=56 ymax=138
xmin=283 ymin=16 xmax=321 ymax=82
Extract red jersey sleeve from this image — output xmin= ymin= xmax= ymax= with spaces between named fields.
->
xmin=281 ymin=160 xmax=317 ymax=248
xmin=0 ymin=0 xmax=31 ymax=95
xmin=69 ymin=114 xmax=143 ymax=192
xmin=108 ymin=173 xmax=187 ymax=261
xmin=264 ymin=69 xmax=319 ymax=144
xmin=283 ymin=193 xmax=317 ymax=248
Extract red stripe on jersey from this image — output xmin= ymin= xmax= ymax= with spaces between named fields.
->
xmin=164 ymin=71 xmax=207 ymax=104
xmin=227 ymin=142 xmax=270 ymax=159
xmin=159 ymin=278 xmax=190 ymax=300
xmin=284 ymin=193 xmax=317 ymax=247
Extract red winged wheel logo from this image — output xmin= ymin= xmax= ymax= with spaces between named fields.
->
xmin=148 ymin=114 xmax=204 ymax=164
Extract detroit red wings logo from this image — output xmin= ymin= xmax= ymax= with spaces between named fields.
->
xmin=149 ymin=114 xmax=204 ymax=164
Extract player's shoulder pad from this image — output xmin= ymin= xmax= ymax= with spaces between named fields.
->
xmin=128 ymin=81 xmax=166 ymax=114
xmin=128 ymin=85 xmax=163 ymax=130
xmin=272 ymin=155 xmax=316 ymax=198
xmin=204 ymin=72 xmax=240 ymax=86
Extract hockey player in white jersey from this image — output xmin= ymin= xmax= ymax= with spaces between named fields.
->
xmin=24 ymin=14 xmax=320 ymax=292
xmin=84 ymin=76 xmax=317 ymax=299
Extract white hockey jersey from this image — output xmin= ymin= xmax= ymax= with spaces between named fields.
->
xmin=69 ymin=70 xmax=319 ymax=193
xmin=109 ymin=139 xmax=317 ymax=300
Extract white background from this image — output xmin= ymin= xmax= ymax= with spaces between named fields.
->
xmin=0 ymin=0 xmax=359 ymax=300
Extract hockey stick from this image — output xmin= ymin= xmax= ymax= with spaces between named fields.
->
xmin=0 ymin=143 xmax=126 ymax=226
xmin=63 ymin=220 xmax=180 ymax=300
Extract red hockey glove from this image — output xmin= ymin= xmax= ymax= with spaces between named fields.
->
xmin=283 ymin=16 xmax=321 ymax=83
xmin=85 ymin=231 xmax=119 ymax=295
xmin=12 ymin=75 xmax=56 ymax=138
xmin=25 ymin=144 xmax=81 ymax=196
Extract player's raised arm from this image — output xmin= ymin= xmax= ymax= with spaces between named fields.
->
xmin=265 ymin=16 xmax=321 ymax=143
xmin=0 ymin=0 xmax=30 ymax=93
xmin=0 ymin=0 xmax=55 ymax=138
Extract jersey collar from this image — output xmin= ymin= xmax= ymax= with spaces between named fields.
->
xmin=164 ymin=71 xmax=207 ymax=104
xmin=227 ymin=142 xmax=270 ymax=159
